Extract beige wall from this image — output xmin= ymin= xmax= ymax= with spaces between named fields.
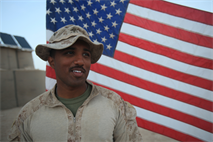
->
xmin=0 ymin=70 xmax=17 ymax=110
xmin=0 ymin=46 xmax=45 ymax=110
xmin=0 ymin=69 xmax=45 ymax=109
xmin=0 ymin=47 xmax=18 ymax=69
xmin=15 ymin=70 xmax=45 ymax=106
xmin=0 ymin=47 xmax=34 ymax=70
xmin=17 ymin=51 xmax=34 ymax=69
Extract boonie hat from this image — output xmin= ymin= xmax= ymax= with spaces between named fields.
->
xmin=36 ymin=24 xmax=104 ymax=64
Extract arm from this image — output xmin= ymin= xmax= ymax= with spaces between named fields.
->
xmin=8 ymin=109 xmax=34 ymax=142
xmin=8 ymin=120 xmax=33 ymax=142
xmin=8 ymin=120 xmax=21 ymax=141
xmin=114 ymin=101 xmax=142 ymax=142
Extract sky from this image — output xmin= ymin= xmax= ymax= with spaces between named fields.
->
xmin=0 ymin=0 xmax=213 ymax=71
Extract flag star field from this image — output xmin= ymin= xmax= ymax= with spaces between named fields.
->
xmin=46 ymin=0 xmax=129 ymax=57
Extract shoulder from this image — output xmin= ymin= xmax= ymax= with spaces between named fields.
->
xmin=92 ymin=84 xmax=136 ymax=117
xmin=8 ymin=90 xmax=51 ymax=141
xmin=16 ymin=90 xmax=50 ymax=124
xmin=93 ymin=84 xmax=123 ymax=105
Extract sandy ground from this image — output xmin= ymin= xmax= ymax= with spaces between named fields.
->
xmin=0 ymin=107 xmax=178 ymax=142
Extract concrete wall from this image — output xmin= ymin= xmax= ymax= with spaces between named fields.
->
xmin=0 ymin=70 xmax=17 ymax=110
xmin=17 ymin=51 xmax=34 ymax=69
xmin=15 ymin=70 xmax=45 ymax=106
xmin=0 ymin=47 xmax=34 ymax=70
xmin=0 ymin=47 xmax=18 ymax=69
xmin=0 ymin=69 xmax=45 ymax=109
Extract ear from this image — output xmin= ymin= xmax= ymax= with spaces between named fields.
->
xmin=48 ymin=56 xmax=55 ymax=69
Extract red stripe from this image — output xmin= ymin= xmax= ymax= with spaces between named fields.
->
xmin=118 ymin=33 xmax=213 ymax=70
xmin=46 ymin=65 xmax=56 ymax=79
xmin=90 ymin=63 xmax=213 ymax=112
xmin=136 ymin=117 xmax=204 ymax=142
xmin=90 ymin=81 xmax=213 ymax=133
xmin=46 ymin=64 xmax=213 ymax=133
xmin=114 ymin=50 xmax=213 ymax=91
xmin=124 ymin=13 xmax=213 ymax=49
xmin=130 ymin=0 xmax=213 ymax=26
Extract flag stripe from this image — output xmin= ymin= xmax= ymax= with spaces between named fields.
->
xmin=88 ymin=70 xmax=213 ymax=123
xmin=88 ymin=71 xmax=211 ymax=139
xmin=116 ymin=41 xmax=213 ymax=81
xmin=134 ymin=106 xmax=212 ymax=142
xmin=88 ymin=75 xmax=212 ymax=142
xmin=45 ymin=0 xmax=213 ymax=141
xmin=114 ymin=50 xmax=213 ymax=91
xmin=124 ymin=12 xmax=213 ymax=49
xmin=46 ymin=64 xmax=213 ymax=122
xmin=119 ymin=33 xmax=213 ymax=70
xmin=46 ymin=63 xmax=213 ymax=112
xmin=45 ymin=76 xmax=56 ymax=91
xmin=121 ymin=23 xmax=213 ymax=60
xmin=90 ymin=63 xmax=213 ymax=112
xmin=130 ymin=0 xmax=213 ymax=26
xmin=136 ymin=117 xmax=203 ymax=142
xmin=46 ymin=65 xmax=56 ymax=79
xmin=91 ymin=64 xmax=213 ymax=111
xmin=127 ymin=3 xmax=213 ymax=37
xmin=90 ymin=81 xmax=213 ymax=133
xmin=96 ymin=55 xmax=213 ymax=102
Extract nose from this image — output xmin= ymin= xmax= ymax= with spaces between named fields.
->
xmin=74 ymin=54 xmax=84 ymax=66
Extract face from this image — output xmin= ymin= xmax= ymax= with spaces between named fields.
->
xmin=48 ymin=40 xmax=91 ymax=88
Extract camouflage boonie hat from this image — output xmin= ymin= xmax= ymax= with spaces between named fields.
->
xmin=35 ymin=24 xmax=104 ymax=64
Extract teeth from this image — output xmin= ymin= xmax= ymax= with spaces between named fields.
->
xmin=73 ymin=70 xmax=81 ymax=73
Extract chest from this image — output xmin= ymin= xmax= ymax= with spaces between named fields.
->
xmin=29 ymin=98 xmax=118 ymax=142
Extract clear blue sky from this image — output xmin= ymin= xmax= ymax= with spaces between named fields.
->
xmin=0 ymin=0 xmax=212 ymax=71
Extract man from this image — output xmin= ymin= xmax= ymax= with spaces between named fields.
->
xmin=8 ymin=24 xmax=142 ymax=142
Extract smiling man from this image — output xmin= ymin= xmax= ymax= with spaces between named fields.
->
xmin=8 ymin=25 xmax=142 ymax=142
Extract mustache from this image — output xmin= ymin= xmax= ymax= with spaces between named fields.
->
xmin=69 ymin=66 xmax=86 ymax=73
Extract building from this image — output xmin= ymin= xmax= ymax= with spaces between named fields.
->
xmin=0 ymin=32 xmax=45 ymax=110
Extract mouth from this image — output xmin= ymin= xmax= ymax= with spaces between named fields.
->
xmin=69 ymin=67 xmax=86 ymax=77
xmin=73 ymin=70 xmax=82 ymax=73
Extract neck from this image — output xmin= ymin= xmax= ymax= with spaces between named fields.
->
xmin=56 ymin=82 xmax=87 ymax=99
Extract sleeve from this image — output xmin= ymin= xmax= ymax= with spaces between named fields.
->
xmin=113 ymin=101 xmax=143 ymax=142
xmin=8 ymin=120 xmax=21 ymax=141
xmin=8 ymin=119 xmax=33 ymax=142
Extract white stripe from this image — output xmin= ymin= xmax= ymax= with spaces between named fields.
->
xmin=45 ymin=76 xmax=56 ymax=90
xmin=88 ymin=70 xmax=213 ymax=123
xmin=97 ymin=55 xmax=213 ymax=101
xmin=116 ymin=41 xmax=213 ymax=81
xmin=46 ymin=61 xmax=50 ymax=66
xmin=46 ymin=29 xmax=54 ymax=41
xmin=127 ymin=3 xmax=213 ymax=37
xmin=134 ymin=106 xmax=213 ymax=142
xmin=121 ymin=23 xmax=213 ymax=60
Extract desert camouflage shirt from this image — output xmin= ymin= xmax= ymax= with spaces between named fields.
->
xmin=8 ymin=81 xmax=142 ymax=142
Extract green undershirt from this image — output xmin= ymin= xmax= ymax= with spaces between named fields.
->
xmin=56 ymin=84 xmax=92 ymax=117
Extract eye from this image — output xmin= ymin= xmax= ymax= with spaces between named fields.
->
xmin=65 ymin=51 xmax=74 ymax=55
xmin=83 ymin=52 xmax=91 ymax=57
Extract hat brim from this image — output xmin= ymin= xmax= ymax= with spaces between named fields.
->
xmin=36 ymin=35 xmax=103 ymax=64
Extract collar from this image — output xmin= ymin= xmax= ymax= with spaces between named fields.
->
xmin=44 ymin=80 xmax=99 ymax=108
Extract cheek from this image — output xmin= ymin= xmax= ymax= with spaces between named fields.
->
xmin=85 ymin=60 xmax=91 ymax=69
xmin=54 ymin=59 xmax=70 ymax=72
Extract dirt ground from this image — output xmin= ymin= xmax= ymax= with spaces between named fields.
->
xmin=0 ymin=107 xmax=178 ymax=142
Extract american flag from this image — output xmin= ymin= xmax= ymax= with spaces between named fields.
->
xmin=45 ymin=0 xmax=213 ymax=141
